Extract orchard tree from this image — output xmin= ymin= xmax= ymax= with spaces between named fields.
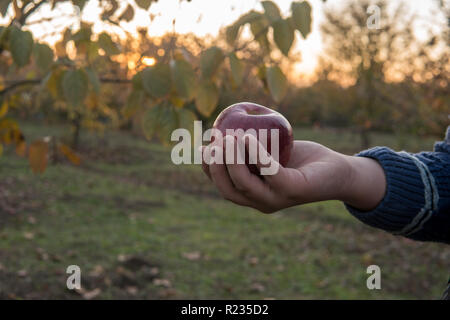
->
xmin=0 ymin=0 xmax=313 ymax=172
xmin=320 ymin=0 xmax=427 ymax=147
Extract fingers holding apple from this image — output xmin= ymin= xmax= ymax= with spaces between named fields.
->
xmin=212 ymin=102 xmax=294 ymax=175
xmin=199 ymin=102 xmax=297 ymax=213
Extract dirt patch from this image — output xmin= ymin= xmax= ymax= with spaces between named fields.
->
xmin=0 ymin=177 xmax=44 ymax=226
xmin=129 ymin=169 xmax=220 ymax=199
xmin=78 ymin=144 xmax=156 ymax=165
xmin=0 ymin=255 xmax=168 ymax=299
xmin=80 ymin=164 xmax=220 ymax=200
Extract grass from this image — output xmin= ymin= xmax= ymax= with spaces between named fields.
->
xmin=0 ymin=122 xmax=448 ymax=299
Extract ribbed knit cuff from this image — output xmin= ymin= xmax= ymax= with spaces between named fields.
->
xmin=345 ymin=146 xmax=437 ymax=236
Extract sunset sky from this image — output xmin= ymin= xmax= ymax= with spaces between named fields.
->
xmin=1 ymin=0 xmax=445 ymax=79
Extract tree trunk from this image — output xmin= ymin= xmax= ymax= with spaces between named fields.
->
xmin=71 ymin=114 xmax=82 ymax=150
xmin=360 ymin=128 xmax=371 ymax=150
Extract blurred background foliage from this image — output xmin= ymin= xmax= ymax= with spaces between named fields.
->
xmin=0 ymin=0 xmax=447 ymax=170
xmin=1 ymin=0 xmax=316 ymax=171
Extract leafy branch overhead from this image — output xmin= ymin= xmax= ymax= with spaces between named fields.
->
xmin=226 ymin=1 xmax=312 ymax=102
xmin=0 ymin=0 xmax=313 ymax=173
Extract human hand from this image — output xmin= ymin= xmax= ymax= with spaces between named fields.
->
xmin=201 ymin=134 xmax=386 ymax=213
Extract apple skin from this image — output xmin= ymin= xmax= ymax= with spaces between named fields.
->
xmin=212 ymin=102 xmax=293 ymax=174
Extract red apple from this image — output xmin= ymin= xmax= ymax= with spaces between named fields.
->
xmin=212 ymin=102 xmax=293 ymax=174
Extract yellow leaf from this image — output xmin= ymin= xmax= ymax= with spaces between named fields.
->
xmin=46 ymin=69 xmax=64 ymax=99
xmin=28 ymin=140 xmax=49 ymax=174
xmin=195 ymin=81 xmax=218 ymax=117
xmin=169 ymin=95 xmax=184 ymax=108
xmin=55 ymin=40 xmax=67 ymax=57
xmin=15 ymin=141 xmax=27 ymax=157
xmin=0 ymin=118 xmax=18 ymax=145
xmin=0 ymin=100 xmax=8 ymax=118
xmin=58 ymin=143 xmax=81 ymax=165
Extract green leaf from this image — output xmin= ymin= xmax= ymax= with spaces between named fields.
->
xmin=141 ymin=63 xmax=172 ymax=98
xmin=291 ymin=1 xmax=312 ymax=38
xmin=238 ymin=10 xmax=262 ymax=25
xmin=142 ymin=104 xmax=177 ymax=145
xmin=87 ymin=40 xmax=100 ymax=60
xmin=0 ymin=26 xmax=7 ymax=44
xmin=273 ymin=18 xmax=294 ymax=56
xmin=132 ymin=71 xmax=144 ymax=90
xmin=46 ymin=69 xmax=65 ymax=99
xmin=72 ymin=0 xmax=87 ymax=10
xmin=85 ymin=67 xmax=101 ymax=94
xmin=142 ymin=104 xmax=162 ymax=140
xmin=33 ymin=43 xmax=54 ymax=73
xmin=124 ymin=89 xmax=145 ymax=118
xmin=170 ymin=59 xmax=197 ymax=100
xmin=156 ymin=105 xmax=178 ymax=145
xmin=176 ymin=108 xmax=197 ymax=131
xmin=228 ymin=52 xmax=244 ymax=87
xmin=62 ymin=69 xmax=88 ymax=107
xmin=98 ymin=32 xmax=120 ymax=55
xmin=71 ymin=26 xmax=92 ymax=42
xmin=250 ymin=16 xmax=270 ymax=52
xmin=195 ymin=81 xmax=219 ymax=117
xmin=261 ymin=1 xmax=281 ymax=23
xmin=9 ymin=27 xmax=33 ymax=67
xmin=266 ymin=66 xmax=287 ymax=103
xmin=0 ymin=0 xmax=11 ymax=17
xmin=226 ymin=11 xmax=263 ymax=47
xmin=119 ymin=4 xmax=134 ymax=22
xmin=176 ymin=108 xmax=197 ymax=144
xmin=135 ymin=0 xmax=152 ymax=10
xmin=225 ymin=24 xmax=240 ymax=46
xmin=200 ymin=46 xmax=224 ymax=79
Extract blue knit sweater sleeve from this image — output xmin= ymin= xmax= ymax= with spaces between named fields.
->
xmin=345 ymin=126 xmax=450 ymax=244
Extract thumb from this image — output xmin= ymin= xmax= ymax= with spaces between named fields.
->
xmin=243 ymin=134 xmax=288 ymax=187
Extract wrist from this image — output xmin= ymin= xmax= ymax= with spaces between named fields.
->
xmin=341 ymin=155 xmax=387 ymax=211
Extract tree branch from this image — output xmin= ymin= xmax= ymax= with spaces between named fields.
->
xmin=0 ymin=79 xmax=41 ymax=96
xmin=233 ymin=24 xmax=271 ymax=53
xmin=19 ymin=0 xmax=47 ymax=25
xmin=0 ymin=77 xmax=132 ymax=96
xmin=99 ymin=78 xmax=132 ymax=84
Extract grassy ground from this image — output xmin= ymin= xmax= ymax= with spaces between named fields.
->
xmin=0 ymin=123 xmax=448 ymax=299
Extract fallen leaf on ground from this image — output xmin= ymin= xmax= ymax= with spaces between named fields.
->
xmin=126 ymin=286 xmax=138 ymax=295
xmin=117 ymin=254 xmax=128 ymax=262
xmin=250 ymin=283 xmax=265 ymax=293
xmin=80 ymin=288 xmax=102 ymax=300
xmin=17 ymin=269 xmax=28 ymax=277
xmin=27 ymin=216 xmax=37 ymax=224
xmin=36 ymin=247 xmax=49 ymax=261
xmin=182 ymin=251 xmax=201 ymax=261
xmin=89 ymin=265 xmax=105 ymax=277
xmin=23 ymin=232 xmax=34 ymax=240
xmin=159 ymin=288 xmax=177 ymax=298
xmin=153 ymin=278 xmax=171 ymax=287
